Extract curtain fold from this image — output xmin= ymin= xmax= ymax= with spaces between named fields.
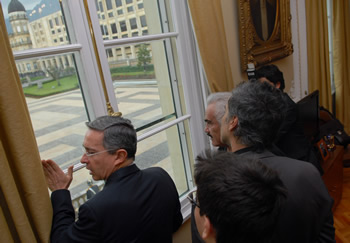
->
xmin=305 ymin=0 xmax=332 ymax=110
xmin=0 ymin=5 xmax=52 ymax=243
xmin=333 ymin=0 xmax=350 ymax=133
xmin=188 ymin=0 xmax=234 ymax=92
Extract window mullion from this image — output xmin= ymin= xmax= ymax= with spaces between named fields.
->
xmin=63 ymin=0 xmax=118 ymax=119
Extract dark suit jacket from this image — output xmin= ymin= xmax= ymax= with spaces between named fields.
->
xmin=191 ymin=150 xmax=335 ymax=243
xmin=277 ymin=93 xmax=323 ymax=174
xmin=50 ymin=164 xmax=183 ymax=243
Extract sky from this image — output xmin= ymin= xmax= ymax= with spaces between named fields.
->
xmin=1 ymin=0 xmax=41 ymax=18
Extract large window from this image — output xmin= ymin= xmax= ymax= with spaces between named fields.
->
xmin=2 ymin=0 xmax=207 ymax=216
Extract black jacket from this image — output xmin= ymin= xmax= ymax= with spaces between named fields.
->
xmin=51 ymin=164 xmax=183 ymax=243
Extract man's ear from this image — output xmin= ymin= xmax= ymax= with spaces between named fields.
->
xmin=275 ymin=82 xmax=281 ymax=89
xmin=201 ymin=215 xmax=215 ymax=240
xmin=228 ymin=116 xmax=238 ymax=132
xmin=114 ymin=149 xmax=128 ymax=165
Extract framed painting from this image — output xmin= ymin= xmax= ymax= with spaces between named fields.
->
xmin=238 ymin=0 xmax=293 ymax=72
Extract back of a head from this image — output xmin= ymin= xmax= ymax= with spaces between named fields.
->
xmin=86 ymin=116 xmax=137 ymax=159
xmin=227 ymin=81 xmax=286 ymax=150
xmin=256 ymin=64 xmax=285 ymax=91
xmin=195 ymin=151 xmax=287 ymax=243
xmin=207 ymin=92 xmax=232 ymax=123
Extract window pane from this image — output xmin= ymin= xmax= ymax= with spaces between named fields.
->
xmin=136 ymin=123 xmax=189 ymax=195
xmin=106 ymin=0 xmax=113 ymax=10
xmin=3 ymin=0 xmax=70 ymax=50
xmin=94 ymin=0 xmax=174 ymax=38
xmin=107 ymin=40 xmax=179 ymax=130
xmin=129 ymin=18 xmax=137 ymax=29
xmin=2 ymin=1 xmax=94 ymax=198
xmin=18 ymin=55 xmax=89 ymax=199
xmin=115 ymin=0 xmax=122 ymax=7
xmin=119 ymin=21 xmax=127 ymax=33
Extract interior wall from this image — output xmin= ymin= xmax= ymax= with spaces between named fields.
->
xmin=220 ymin=0 xmax=307 ymax=101
xmin=173 ymin=218 xmax=192 ymax=243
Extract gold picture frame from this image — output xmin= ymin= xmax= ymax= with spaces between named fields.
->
xmin=238 ymin=0 xmax=293 ymax=72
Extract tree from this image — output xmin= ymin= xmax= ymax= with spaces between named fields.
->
xmin=137 ymin=44 xmax=151 ymax=71
xmin=46 ymin=66 xmax=62 ymax=87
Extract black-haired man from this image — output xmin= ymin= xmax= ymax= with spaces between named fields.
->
xmin=220 ymin=81 xmax=335 ymax=243
xmin=256 ymin=64 xmax=323 ymax=174
xmin=192 ymin=151 xmax=287 ymax=243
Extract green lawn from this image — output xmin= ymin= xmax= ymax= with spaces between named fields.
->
xmin=22 ymin=68 xmax=154 ymax=97
xmin=23 ymin=75 xmax=79 ymax=97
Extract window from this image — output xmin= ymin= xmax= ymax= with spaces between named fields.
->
xmin=108 ymin=12 xmax=114 ymax=18
xmin=127 ymin=6 xmax=134 ymax=12
xmin=119 ymin=20 xmax=127 ymax=32
xmin=106 ymin=49 xmax=113 ymax=58
xmin=100 ymin=25 xmax=109 ymax=35
xmin=129 ymin=18 xmax=137 ymax=30
xmin=106 ymin=0 xmax=113 ymax=10
xmin=117 ymin=9 xmax=123 ymax=15
xmin=126 ymin=0 xmax=133 ymax=4
xmin=49 ymin=19 xmax=53 ymax=29
xmin=2 ymin=0 xmax=206 ymax=218
xmin=111 ymin=23 xmax=118 ymax=34
xmin=99 ymin=1 xmax=104 ymax=12
xmin=55 ymin=17 xmax=59 ymax=26
xmin=140 ymin=15 xmax=147 ymax=27
xmin=115 ymin=0 xmax=122 ymax=7
xmin=137 ymin=3 xmax=144 ymax=9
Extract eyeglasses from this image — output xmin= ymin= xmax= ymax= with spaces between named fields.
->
xmin=81 ymin=147 xmax=118 ymax=157
xmin=187 ymin=190 xmax=200 ymax=208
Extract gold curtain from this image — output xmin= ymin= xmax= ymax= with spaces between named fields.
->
xmin=188 ymin=0 xmax=234 ymax=92
xmin=333 ymin=0 xmax=350 ymax=133
xmin=305 ymin=0 xmax=332 ymax=110
xmin=0 ymin=5 xmax=52 ymax=243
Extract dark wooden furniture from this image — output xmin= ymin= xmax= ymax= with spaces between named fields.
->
xmin=321 ymin=145 xmax=344 ymax=211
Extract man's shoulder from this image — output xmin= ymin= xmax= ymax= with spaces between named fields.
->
xmin=143 ymin=166 xmax=171 ymax=179
xmin=244 ymin=151 xmax=320 ymax=176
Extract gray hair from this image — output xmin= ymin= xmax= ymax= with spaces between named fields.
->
xmin=207 ymin=92 xmax=232 ymax=124
xmin=227 ymin=81 xmax=285 ymax=150
xmin=86 ymin=116 xmax=137 ymax=159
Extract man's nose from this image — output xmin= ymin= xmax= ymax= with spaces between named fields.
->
xmin=204 ymin=124 xmax=209 ymax=133
xmin=80 ymin=154 xmax=88 ymax=164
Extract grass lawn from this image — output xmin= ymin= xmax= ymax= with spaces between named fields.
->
xmin=23 ymin=75 xmax=79 ymax=97
xmin=111 ymin=71 xmax=154 ymax=78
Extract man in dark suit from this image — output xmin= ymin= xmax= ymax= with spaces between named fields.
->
xmin=256 ymin=64 xmax=323 ymax=174
xmin=42 ymin=116 xmax=183 ymax=243
xmin=219 ymin=81 xmax=335 ymax=242
xmin=192 ymin=151 xmax=287 ymax=243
